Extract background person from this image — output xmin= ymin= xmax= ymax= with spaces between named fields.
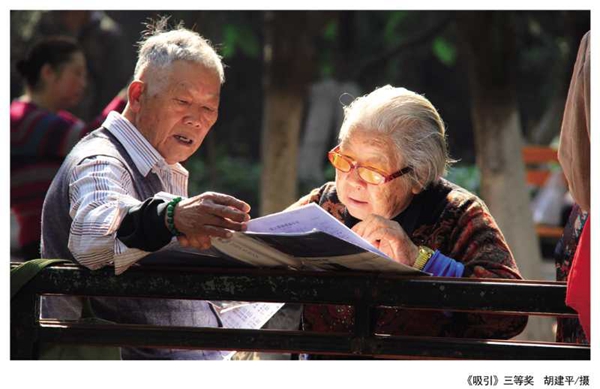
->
xmin=557 ymin=31 xmax=590 ymax=341
xmin=290 ymin=86 xmax=528 ymax=357
xmin=11 ymin=11 xmax=131 ymax=121
xmin=11 ymin=36 xmax=126 ymax=260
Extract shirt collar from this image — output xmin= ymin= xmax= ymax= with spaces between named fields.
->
xmin=102 ymin=111 xmax=188 ymax=177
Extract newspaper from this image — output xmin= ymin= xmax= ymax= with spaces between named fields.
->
xmin=246 ymin=203 xmax=390 ymax=257
xmin=214 ymin=302 xmax=285 ymax=360
xmin=211 ymin=203 xmax=423 ymax=275
xmin=207 ymin=203 xmax=425 ymax=359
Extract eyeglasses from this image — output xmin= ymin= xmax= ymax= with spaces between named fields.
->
xmin=328 ymin=145 xmax=412 ymax=185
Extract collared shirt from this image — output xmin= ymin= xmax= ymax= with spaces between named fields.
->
xmin=67 ymin=111 xmax=188 ymax=274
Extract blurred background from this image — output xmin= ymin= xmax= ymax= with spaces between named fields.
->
xmin=10 ymin=10 xmax=590 ymax=341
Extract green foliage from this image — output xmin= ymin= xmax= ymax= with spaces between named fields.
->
xmin=186 ymin=158 xmax=207 ymax=189
xmin=186 ymin=155 xmax=262 ymax=215
xmin=324 ymin=164 xmax=336 ymax=182
xmin=384 ymin=56 xmax=402 ymax=82
xmin=445 ymin=164 xmax=481 ymax=196
xmin=318 ymin=19 xmax=338 ymax=78
xmin=432 ymin=36 xmax=457 ymax=67
xmin=323 ymin=19 xmax=338 ymax=42
xmin=319 ymin=63 xmax=334 ymax=78
xmin=319 ymin=50 xmax=334 ymax=78
xmin=221 ymin=24 xmax=260 ymax=59
xmin=384 ymin=11 xmax=408 ymax=46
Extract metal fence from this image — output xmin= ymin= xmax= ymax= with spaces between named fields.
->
xmin=10 ymin=262 xmax=590 ymax=360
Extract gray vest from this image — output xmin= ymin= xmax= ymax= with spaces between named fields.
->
xmin=41 ymin=128 xmax=222 ymax=360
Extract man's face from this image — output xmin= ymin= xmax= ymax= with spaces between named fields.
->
xmin=136 ymin=61 xmax=221 ymax=165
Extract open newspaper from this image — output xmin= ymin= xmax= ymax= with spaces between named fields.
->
xmin=190 ymin=203 xmax=426 ymax=359
xmin=211 ymin=203 xmax=425 ymax=275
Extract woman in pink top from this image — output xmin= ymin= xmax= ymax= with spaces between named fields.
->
xmin=11 ymin=36 xmax=125 ymax=259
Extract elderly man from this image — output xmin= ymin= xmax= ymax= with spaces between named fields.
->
xmin=40 ymin=22 xmax=250 ymax=359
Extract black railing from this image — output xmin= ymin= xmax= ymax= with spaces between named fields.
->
xmin=10 ymin=262 xmax=590 ymax=360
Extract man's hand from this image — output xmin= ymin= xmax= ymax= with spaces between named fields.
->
xmin=351 ymin=214 xmax=419 ymax=266
xmin=171 ymin=192 xmax=251 ymax=250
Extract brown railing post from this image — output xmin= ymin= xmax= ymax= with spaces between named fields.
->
xmin=352 ymin=277 xmax=373 ymax=355
xmin=11 ymin=285 xmax=40 ymax=359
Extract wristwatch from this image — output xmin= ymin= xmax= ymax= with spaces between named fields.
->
xmin=414 ymin=245 xmax=435 ymax=270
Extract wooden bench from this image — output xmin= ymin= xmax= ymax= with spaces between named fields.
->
xmin=522 ymin=146 xmax=565 ymax=240
xmin=11 ymin=261 xmax=589 ymax=360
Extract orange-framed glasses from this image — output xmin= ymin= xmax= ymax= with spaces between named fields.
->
xmin=328 ymin=145 xmax=412 ymax=185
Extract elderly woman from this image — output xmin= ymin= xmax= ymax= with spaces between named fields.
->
xmin=291 ymin=85 xmax=527 ymax=342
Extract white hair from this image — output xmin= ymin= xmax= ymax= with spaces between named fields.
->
xmin=339 ymin=85 xmax=454 ymax=189
xmin=134 ymin=17 xmax=224 ymax=84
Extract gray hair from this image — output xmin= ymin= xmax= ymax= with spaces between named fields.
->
xmin=134 ymin=17 xmax=225 ymax=84
xmin=338 ymin=85 xmax=454 ymax=189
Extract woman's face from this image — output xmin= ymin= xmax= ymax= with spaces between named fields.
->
xmin=46 ymin=51 xmax=87 ymax=110
xmin=335 ymin=130 xmax=420 ymax=221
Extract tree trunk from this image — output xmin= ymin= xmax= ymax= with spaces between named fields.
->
xmin=260 ymin=11 xmax=319 ymax=215
xmin=457 ymin=12 xmax=553 ymax=341
xmin=529 ymin=94 xmax=567 ymax=145
xmin=297 ymin=78 xmax=339 ymax=186
xmin=297 ymin=78 xmax=361 ymax=189
xmin=261 ymin=88 xmax=305 ymax=214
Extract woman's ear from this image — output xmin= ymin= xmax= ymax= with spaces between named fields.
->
xmin=39 ymin=63 xmax=57 ymax=85
xmin=411 ymin=180 xmax=424 ymax=195
xmin=127 ymin=80 xmax=145 ymax=113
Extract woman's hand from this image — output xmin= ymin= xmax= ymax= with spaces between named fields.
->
xmin=171 ymin=191 xmax=251 ymax=251
xmin=351 ymin=214 xmax=419 ymax=266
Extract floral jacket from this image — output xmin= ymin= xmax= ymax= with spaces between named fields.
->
xmin=290 ymin=178 xmax=528 ymax=339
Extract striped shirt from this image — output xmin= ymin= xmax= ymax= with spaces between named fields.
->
xmin=67 ymin=111 xmax=189 ymax=274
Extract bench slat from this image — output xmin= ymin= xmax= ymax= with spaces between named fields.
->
xmin=19 ymin=264 xmax=577 ymax=315
xmin=37 ymin=320 xmax=590 ymax=360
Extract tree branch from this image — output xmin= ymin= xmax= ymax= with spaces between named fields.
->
xmin=355 ymin=15 xmax=454 ymax=79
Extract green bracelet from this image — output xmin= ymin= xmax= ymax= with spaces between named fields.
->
xmin=166 ymin=197 xmax=183 ymax=237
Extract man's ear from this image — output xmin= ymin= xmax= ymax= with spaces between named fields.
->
xmin=127 ymin=80 xmax=145 ymax=112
